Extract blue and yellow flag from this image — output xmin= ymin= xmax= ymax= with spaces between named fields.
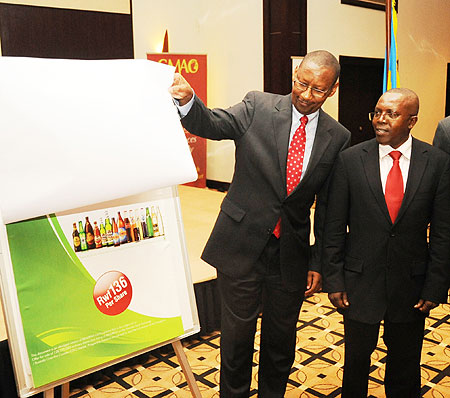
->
xmin=383 ymin=0 xmax=399 ymax=92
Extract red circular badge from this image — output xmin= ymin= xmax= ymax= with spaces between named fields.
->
xmin=93 ymin=271 xmax=132 ymax=316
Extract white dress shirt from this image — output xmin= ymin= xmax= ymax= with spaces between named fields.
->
xmin=176 ymin=95 xmax=194 ymax=117
xmin=379 ymin=134 xmax=412 ymax=193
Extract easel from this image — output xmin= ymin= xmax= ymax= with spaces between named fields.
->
xmin=43 ymin=339 xmax=202 ymax=398
xmin=172 ymin=339 xmax=202 ymax=397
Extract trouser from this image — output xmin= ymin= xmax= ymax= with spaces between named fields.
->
xmin=342 ymin=316 xmax=425 ymax=398
xmin=217 ymin=235 xmax=305 ymax=398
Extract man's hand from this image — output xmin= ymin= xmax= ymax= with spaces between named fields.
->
xmin=169 ymin=73 xmax=194 ymax=106
xmin=414 ymin=299 xmax=438 ymax=313
xmin=305 ymin=271 xmax=322 ymax=297
xmin=328 ymin=292 xmax=350 ymax=309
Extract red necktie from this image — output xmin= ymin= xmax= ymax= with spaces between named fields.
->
xmin=273 ymin=115 xmax=308 ymax=238
xmin=385 ymin=150 xmax=404 ymax=223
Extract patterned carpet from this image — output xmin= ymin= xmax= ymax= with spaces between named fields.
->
xmin=69 ymin=293 xmax=450 ymax=398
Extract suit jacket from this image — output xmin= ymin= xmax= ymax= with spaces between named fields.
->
xmin=433 ymin=116 xmax=450 ymax=155
xmin=181 ymin=91 xmax=350 ymax=292
xmin=323 ymin=138 xmax=450 ymax=324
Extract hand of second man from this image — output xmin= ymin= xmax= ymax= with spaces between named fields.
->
xmin=328 ymin=291 xmax=350 ymax=309
xmin=304 ymin=271 xmax=322 ymax=297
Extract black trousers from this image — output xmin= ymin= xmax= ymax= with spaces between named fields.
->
xmin=342 ymin=316 xmax=425 ymax=398
xmin=217 ymin=235 xmax=305 ymax=398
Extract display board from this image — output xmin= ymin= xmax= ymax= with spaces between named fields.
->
xmin=0 ymin=57 xmax=199 ymax=396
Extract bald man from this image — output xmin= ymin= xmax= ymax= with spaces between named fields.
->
xmin=323 ymin=88 xmax=450 ymax=397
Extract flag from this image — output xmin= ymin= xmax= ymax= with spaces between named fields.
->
xmin=383 ymin=0 xmax=399 ymax=92
xmin=162 ymin=29 xmax=169 ymax=53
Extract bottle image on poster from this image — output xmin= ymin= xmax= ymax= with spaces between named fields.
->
xmin=85 ymin=217 xmax=96 ymax=249
xmin=66 ymin=203 xmax=167 ymax=255
xmin=94 ymin=221 xmax=102 ymax=249
xmin=72 ymin=223 xmax=81 ymax=252
xmin=118 ymin=212 xmax=127 ymax=244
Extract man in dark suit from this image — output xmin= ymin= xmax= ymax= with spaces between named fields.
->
xmin=170 ymin=50 xmax=350 ymax=398
xmin=323 ymin=88 xmax=450 ymax=397
xmin=433 ymin=115 xmax=450 ymax=154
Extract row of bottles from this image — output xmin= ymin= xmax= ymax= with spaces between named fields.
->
xmin=72 ymin=206 xmax=164 ymax=252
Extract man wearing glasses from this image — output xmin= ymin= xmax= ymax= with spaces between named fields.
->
xmin=170 ymin=50 xmax=350 ymax=397
xmin=323 ymin=88 xmax=450 ymax=397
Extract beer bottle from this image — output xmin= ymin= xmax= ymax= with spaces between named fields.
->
xmin=118 ymin=211 xmax=128 ymax=244
xmin=85 ymin=216 xmax=96 ymax=249
xmin=140 ymin=207 xmax=148 ymax=238
xmin=94 ymin=221 xmax=102 ymax=249
xmin=105 ymin=211 xmax=114 ymax=246
xmin=146 ymin=207 xmax=154 ymax=237
xmin=99 ymin=217 xmax=107 ymax=247
xmin=130 ymin=210 xmax=139 ymax=242
xmin=151 ymin=206 xmax=160 ymax=236
xmin=112 ymin=217 xmax=120 ymax=246
xmin=156 ymin=206 xmax=165 ymax=236
xmin=135 ymin=208 xmax=144 ymax=240
xmin=124 ymin=210 xmax=133 ymax=242
xmin=72 ymin=223 xmax=81 ymax=252
xmin=79 ymin=221 xmax=88 ymax=251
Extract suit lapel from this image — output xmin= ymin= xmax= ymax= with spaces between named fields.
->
xmin=361 ymin=139 xmax=392 ymax=224
xmin=273 ymin=94 xmax=293 ymax=186
xmin=395 ymin=138 xmax=428 ymax=223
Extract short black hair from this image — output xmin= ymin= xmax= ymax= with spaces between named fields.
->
xmin=302 ymin=50 xmax=340 ymax=84
xmin=386 ymin=88 xmax=420 ymax=115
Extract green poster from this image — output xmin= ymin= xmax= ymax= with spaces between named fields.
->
xmin=6 ymin=199 xmax=187 ymax=388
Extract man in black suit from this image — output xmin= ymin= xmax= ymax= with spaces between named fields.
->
xmin=170 ymin=50 xmax=350 ymax=397
xmin=433 ymin=115 xmax=450 ymax=154
xmin=323 ymin=88 xmax=450 ymax=397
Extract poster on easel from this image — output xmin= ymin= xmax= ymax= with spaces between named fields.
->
xmin=0 ymin=57 xmax=199 ymax=397
xmin=147 ymin=53 xmax=207 ymax=188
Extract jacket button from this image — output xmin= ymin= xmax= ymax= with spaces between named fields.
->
xmin=390 ymin=233 xmax=395 ymax=237
xmin=267 ymin=228 xmax=272 ymax=235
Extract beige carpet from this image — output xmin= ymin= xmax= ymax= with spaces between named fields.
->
xmin=69 ymin=293 xmax=450 ymax=397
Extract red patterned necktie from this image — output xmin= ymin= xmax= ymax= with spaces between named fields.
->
xmin=385 ymin=150 xmax=404 ymax=223
xmin=273 ymin=115 xmax=308 ymax=238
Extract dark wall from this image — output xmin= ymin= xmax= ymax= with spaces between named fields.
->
xmin=339 ymin=55 xmax=384 ymax=146
xmin=263 ymin=0 xmax=306 ymax=95
xmin=0 ymin=3 xmax=133 ymax=59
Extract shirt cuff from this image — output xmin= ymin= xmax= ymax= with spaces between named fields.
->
xmin=173 ymin=93 xmax=195 ymax=118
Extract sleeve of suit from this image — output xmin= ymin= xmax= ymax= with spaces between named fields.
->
xmin=321 ymin=153 xmax=350 ymax=292
xmin=422 ymin=156 xmax=450 ymax=303
xmin=180 ymin=91 xmax=257 ymax=141
xmin=310 ymin=134 xmax=351 ymax=274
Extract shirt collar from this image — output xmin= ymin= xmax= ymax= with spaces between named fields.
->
xmin=379 ymin=134 xmax=412 ymax=160
xmin=292 ymin=106 xmax=319 ymax=124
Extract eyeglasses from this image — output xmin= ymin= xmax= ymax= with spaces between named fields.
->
xmin=293 ymin=79 xmax=330 ymax=98
xmin=368 ymin=111 xmax=417 ymax=121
